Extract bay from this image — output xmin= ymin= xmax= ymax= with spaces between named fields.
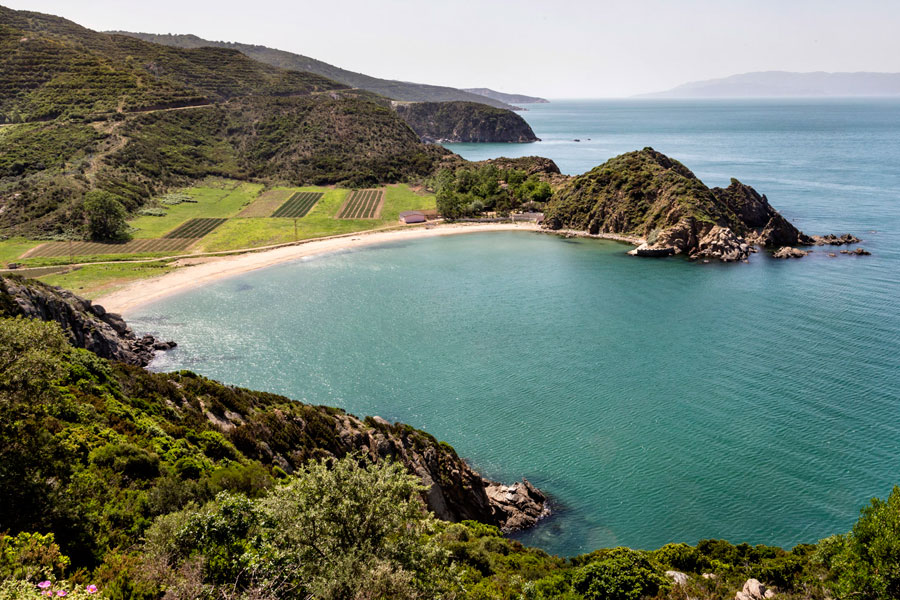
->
xmin=131 ymin=99 xmax=900 ymax=556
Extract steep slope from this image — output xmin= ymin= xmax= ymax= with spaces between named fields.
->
xmin=111 ymin=31 xmax=520 ymax=110
xmin=394 ymin=101 xmax=539 ymax=143
xmin=543 ymin=148 xmax=828 ymax=261
xmin=463 ymin=87 xmax=549 ymax=104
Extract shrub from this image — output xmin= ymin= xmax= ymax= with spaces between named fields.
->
xmin=572 ymin=547 xmax=666 ymax=600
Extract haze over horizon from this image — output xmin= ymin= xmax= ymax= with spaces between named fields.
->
xmin=5 ymin=0 xmax=900 ymax=97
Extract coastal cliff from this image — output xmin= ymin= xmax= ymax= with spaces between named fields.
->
xmin=543 ymin=148 xmax=858 ymax=261
xmin=394 ymin=101 xmax=539 ymax=143
xmin=0 ymin=275 xmax=174 ymax=366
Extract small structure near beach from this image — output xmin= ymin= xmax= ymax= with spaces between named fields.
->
xmin=399 ymin=210 xmax=427 ymax=224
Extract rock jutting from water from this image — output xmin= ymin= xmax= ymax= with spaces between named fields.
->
xmin=542 ymin=148 xmax=859 ymax=262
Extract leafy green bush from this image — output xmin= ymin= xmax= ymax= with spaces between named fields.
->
xmin=572 ymin=547 xmax=666 ymax=600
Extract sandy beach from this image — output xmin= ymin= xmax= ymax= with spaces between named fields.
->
xmin=97 ymin=222 xmax=543 ymax=315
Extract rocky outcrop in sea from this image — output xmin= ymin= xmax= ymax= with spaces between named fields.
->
xmin=543 ymin=148 xmax=863 ymax=263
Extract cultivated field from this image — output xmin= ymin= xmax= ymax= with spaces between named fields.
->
xmin=336 ymin=189 xmax=384 ymax=219
xmin=21 ymin=238 xmax=196 ymax=259
xmin=162 ymin=218 xmax=228 ymax=239
xmin=237 ymin=189 xmax=293 ymax=217
xmin=271 ymin=192 xmax=324 ymax=218
xmin=1 ymin=182 xmax=435 ymax=297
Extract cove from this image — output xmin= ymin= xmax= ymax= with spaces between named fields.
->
xmin=130 ymin=230 xmax=900 ymax=557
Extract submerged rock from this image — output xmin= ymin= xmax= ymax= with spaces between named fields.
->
xmin=840 ymin=247 xmax=871 ymax=255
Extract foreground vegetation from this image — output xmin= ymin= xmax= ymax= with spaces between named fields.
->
xmin=0 ymin=313 xmax=898 ymax=599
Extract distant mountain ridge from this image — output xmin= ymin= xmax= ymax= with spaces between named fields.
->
xmin=640 ymin=71 xmax=900 ymax=98
xmin=110 ymin=32 xmax=519 ymax=110
xmin=462 ymin=88 xmax=549 ymax=105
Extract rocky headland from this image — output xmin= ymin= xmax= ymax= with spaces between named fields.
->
xmin=542 ymin=148 xmax=862 ymax=262
xmin=0 ymin=275 xmax=175 ymax=366
xmin=394 ymin=100 xmax=540 ymax=143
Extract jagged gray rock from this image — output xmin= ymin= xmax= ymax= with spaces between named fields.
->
xmin=0 ymin=275 xmax=175 ymax=366
xmin=772 ymin=246 xmax=809 ymax=259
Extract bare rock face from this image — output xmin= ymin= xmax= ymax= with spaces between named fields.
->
xmin=325 ymin=414 xmax=547 ymax=532
xmin=665 ymin=571 xmax=689 ymax=586
xmin=692 ymin=225 xmax=752 ymax=262
xmin=735 ymin=578 xmax=774 ymax=600
xmin=0 ymin=275 xmax=174 ymax=366
xmin=484 ymin=479 xmax=549 ymax=532
xmin=747 ymin=213 xmax=814 ymax=248
xmin=772 ymin=246 xmax=809 ymax=259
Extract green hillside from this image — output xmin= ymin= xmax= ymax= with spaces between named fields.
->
xmin=0 ymin=5 xmax=446 ymax=238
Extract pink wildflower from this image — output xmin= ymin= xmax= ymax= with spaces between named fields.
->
xmin=38 ymin=581 xmax=52 ymax=589
xmin=86 ymin=584 xmax=98 ymax=594
xmin=56 ymin=591 xmax=67 ymax=597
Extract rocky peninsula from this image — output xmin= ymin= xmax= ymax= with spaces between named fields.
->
xmin=394 ymin=100 xmax=539 ymax=143
xmin=542 ymin=148 xmax=862 ymax=262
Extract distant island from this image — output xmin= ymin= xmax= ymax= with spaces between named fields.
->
xmin=640 ymin=70 xmax=900 ymax=98
xmin=462 ymin=88 xmax=550 ymax=106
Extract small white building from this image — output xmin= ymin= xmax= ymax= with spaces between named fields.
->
xmin=399 ymin=210 xmax=427 ymax=224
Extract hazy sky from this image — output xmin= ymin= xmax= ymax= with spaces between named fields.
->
xmin=7 ymin=0 xmax=900 ymax=97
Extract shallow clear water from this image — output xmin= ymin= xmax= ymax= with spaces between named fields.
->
xmin=131 ymin=100 xmax=900 ymax=557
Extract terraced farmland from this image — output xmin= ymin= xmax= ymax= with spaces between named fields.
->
xmin=271 ymin=192 xmax=324 ymax=218
xmin=336 ymin=189 xmax=385 ymax=219
xmin=21 ymin=238 xmax=196 ymax=259
xmin=162 ymin=218 xmax=228 ymax=239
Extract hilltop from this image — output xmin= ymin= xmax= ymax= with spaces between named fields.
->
xmin=110 ymin=31 xmax=520 ymax=110
xmin=463 ymin=87 xmax=550 ymax=105
xmin=640 ymin=70 xmax=900 ymax=98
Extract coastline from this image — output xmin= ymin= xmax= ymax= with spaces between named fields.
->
xmin=97 ymin=222 xmax=546 ymax=315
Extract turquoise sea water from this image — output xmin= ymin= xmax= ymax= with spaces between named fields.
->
xmin=131 ymin=100 xmax=900 ymax=557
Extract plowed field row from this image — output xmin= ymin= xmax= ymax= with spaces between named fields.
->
xmin=22 ymin=238 xmax=195 ymax=258
xmin=162 ymin=218 xmax=228 ymax=239
xmin=271 ymin=192 xmax=323 ymax=218
xmin=336 ymin=189 xmax=384 ymax=219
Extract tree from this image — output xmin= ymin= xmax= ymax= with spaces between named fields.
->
xmin=263 ymin=455 xmax=451 ymax=600
xmin=141 ymin=455 xmax=454 ymax=600
xmin=83 ymin=191 xmax=130 ymax=242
